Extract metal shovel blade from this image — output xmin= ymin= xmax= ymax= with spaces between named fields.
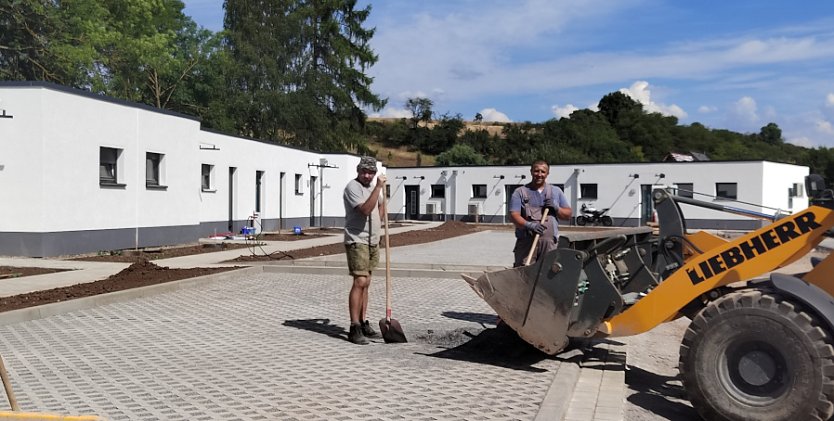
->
xmin=379 ymin=317 xmax=408 ymax=343
xmin=462 ymin=248 xmax=585 ymax=355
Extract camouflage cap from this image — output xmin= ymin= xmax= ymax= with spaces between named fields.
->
xmin=356 ymin=156 xmax=378 ymax=172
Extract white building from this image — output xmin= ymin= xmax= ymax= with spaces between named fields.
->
xmin=385 ymin=162 xmax=809 ymax=230
xmin=0 ymin=82 xmax=811 ymax=257
xmin=0 ymin=82 xmax=368 ymax=257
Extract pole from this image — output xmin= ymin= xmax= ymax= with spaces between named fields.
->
xmin=319 ymin=169 xmax=324 ymax=227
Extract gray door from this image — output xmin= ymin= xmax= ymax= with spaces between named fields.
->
xmin=228 ymin=167 xmax=237 ymax=231
xmin=405 ymin=186 xmax=419 ymax=220
xmin=309 ymin=176 xmax=317 ymax=226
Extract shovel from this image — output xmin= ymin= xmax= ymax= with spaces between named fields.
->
xmin=523 ymin=207 xmax=550 ymax=266
xmin=378 ymin=192 xmax=407 ymax=343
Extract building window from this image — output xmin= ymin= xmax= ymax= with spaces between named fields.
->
xmin=431 ymin=184 xmax=445 ymax=198
xmin=386 ymin=185 xmax=391 ymax=198
xmin=146 ymin=152 xmax=166 ymax=189
xmin=472 ymin=184 xmax=487 ymax=198
xmin=716 ymin=183 xmax=737 ymax=200
xmin=580 ymin=183 xmax=598 ymax=199
xmin=674 ymin=183 xmax=694 ymax=198
xmin=295 ymin=174 xmax=304 ymax=194
xmin=201 ymin=164 xmax=214 ymax=191
xmin=99 ymin=147 xmax=123 ymax=186
xmin=552 ymin=183 xmax=565 ymax=191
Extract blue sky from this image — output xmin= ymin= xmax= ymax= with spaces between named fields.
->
xmin=183 ymin=0 xmax=834 ymax=148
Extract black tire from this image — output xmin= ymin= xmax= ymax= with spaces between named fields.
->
xmin=601 ymin=216 xmax=613 ymax=226
xmin=679 ymin=289 xmax=834 ymax=421
xmin=577 ymin=216 xmax=587 ymax=226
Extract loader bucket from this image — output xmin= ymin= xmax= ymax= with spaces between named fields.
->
xmin=462 ymin=248 xmax=586 ymax=355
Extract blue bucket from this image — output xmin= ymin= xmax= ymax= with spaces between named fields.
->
xmin=293 ymin=226 xmax=302 ymax=235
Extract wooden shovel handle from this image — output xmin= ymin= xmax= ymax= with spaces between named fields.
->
xmin=524 ymin=207 xmax=550 ymax=266
xmin=383 ymin=190 xmax=392 ymax=319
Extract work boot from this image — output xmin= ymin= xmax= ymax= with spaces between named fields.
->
xmin=348 ymin=323 xmax=369 ymax=345
xmin=361 ymin=320 xmax=379 ymax=338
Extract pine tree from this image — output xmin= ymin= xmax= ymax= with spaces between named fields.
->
xmin=223 ymin=0 xmax=385 ymax=151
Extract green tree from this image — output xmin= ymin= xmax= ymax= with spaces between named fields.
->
xmin=0 ymin=0 xmax=218 ymax=113
xmin=0 ymin=0 xmax=110 ymax=85
xmin=598 ymin=91 xmax=642 ymax=127
xmin=406 ymin=97 xmax=433 ymax=128
xmin=419 ymin=113 xmax=463 ymax=155
xmin=0 ymin=0 xmax=58 ymax=81
xmin=223 ymin=0 xmax=385 ymax=150
xmin=435 ymin=143 xmax=487 ymax=166
xmin=758 ymin=122 xmax=783 ymax=145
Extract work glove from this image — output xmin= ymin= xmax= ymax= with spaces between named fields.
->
xmin=543 ymin=198 xmax=558 ymax=216
xmin=524 ymin=221 xmax=546 ymax=235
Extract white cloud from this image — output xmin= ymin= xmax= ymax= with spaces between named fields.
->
xmin=698 ymin=105 xmax=717 ymax=113
xmin=729 ymin=96 xmax=760 ymax=125
xmin=478 ymin=108 xmax=511 ymax=123
xmin=552 ymin=104 xmax=578 ymax=119
xmin=826 ymin=93 xmax=834 ymax=107
xmin=370 ymin=107 xmax=411 ymax=119
xmin=618 ymin=81 xmax=688 ymax=119
xmin=816 ymin=119 xmax=834 ymax=135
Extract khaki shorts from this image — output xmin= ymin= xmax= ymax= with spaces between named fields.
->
xmin=345 ymin=243 xmax=379 ymax=276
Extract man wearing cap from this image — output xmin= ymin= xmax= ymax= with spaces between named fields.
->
xmin=343 ymin=156 xmax=386 ymax=345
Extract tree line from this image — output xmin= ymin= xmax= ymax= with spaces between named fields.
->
xmin=369 ymin=93 xmax=834 ymax=183
xmin=4 ymin=1 xmax=834 ymax=181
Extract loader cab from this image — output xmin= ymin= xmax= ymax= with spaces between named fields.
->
xmin=806 ymin=174 xmax=834 ymax=208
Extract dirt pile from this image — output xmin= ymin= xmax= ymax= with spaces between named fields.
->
xmin=0 ymin=259 xmax=238 ymax=313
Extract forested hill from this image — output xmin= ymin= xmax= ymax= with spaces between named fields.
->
xmin=366 ymin=91 xmax=834 ymax=181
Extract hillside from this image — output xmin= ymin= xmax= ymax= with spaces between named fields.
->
xmin=370 ymin=142 xmax=437 ymax=167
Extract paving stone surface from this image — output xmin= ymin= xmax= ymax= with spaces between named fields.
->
xmin=0 ymin=272 xmax=563 ymax=420
xmin=564 ymin=342 xmax=626 ymax=421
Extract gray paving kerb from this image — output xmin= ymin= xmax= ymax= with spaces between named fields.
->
xmin=0 ymin=226 xmax=625 ymax=420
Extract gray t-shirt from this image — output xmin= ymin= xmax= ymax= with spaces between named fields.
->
xmin=343 ymin=178 xmax=382 ymax=245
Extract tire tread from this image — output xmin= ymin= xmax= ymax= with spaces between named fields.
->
xmin=679 ymin=289 xmax=834 ymax=421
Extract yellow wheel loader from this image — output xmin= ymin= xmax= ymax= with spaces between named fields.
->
xmin=463 ymin=174 xmax=834 ymax=421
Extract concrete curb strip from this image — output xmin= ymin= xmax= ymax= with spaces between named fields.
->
xmin=535 ymin=350 xmax=583 ymax=421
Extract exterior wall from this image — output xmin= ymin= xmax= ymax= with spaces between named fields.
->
xmin=0 ymin=82 xmax=814 ymax=256
xmin=385 ymin=161 xmax=810 ymax=231
xmin=0 ymin=83 xmax=373 ymax=256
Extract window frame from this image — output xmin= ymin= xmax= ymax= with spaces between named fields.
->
xmin=472 ymin=184 xmax=488 ymax=199
xmin=99 ymin=146 xmax=125 ymax=187
xmin=715 ymin=182 xmax=738 ymax=200
xmin=430 ymin=184 xmax=445 ymax=199
xmin=674 ymin=182 xmax=694 ymax=199
xmin=145 ymin=152 xmax=167 ymax=190
xmin=580 ymin=183 xmax=598 ymax=199
xmin=201 ymin=164 xmax=215 ymax=192
xmin=294 ymin=174 xmax=304 ymax=195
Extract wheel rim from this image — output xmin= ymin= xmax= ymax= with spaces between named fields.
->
xmin=720 ymin=339 xmax=789 ymax=404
